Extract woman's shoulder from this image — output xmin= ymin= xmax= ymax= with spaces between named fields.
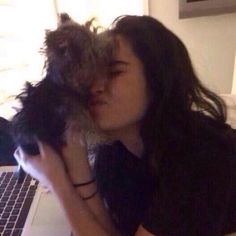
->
xmin=161 ymin=112 xmax=236 ymax=200
xmin=187 ymin=112 xmax=236 ymax=153
xmin=142 ymin=114 xmax=236 ymax=235
xmin=181 ymin=112 xmax=236 ymax=174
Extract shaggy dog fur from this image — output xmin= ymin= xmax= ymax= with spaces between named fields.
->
xmin=10 ymin=13 xmax=112 ymax=156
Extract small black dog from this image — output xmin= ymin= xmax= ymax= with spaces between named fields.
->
xmin=10 ymin=13 xmax=112 ymax=156
xmin=0 ymin=117 xmax=16 ymax=165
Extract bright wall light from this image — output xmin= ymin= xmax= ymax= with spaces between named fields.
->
xmin=232 ymin=52 xmax=236 ymax=94
xmin=55 ymin=0 xmax=149 ymax=27
xmin=0 ymin=0 xmax=57 ymax=118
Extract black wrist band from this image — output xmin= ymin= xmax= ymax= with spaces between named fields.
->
xmin=73 ymin=177 xmax=96 ymax=187
xmin=81 ymin=189 xmax=98 ymax=200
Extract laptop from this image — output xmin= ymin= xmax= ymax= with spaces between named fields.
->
xmin=0 ymin=165 xmax=71 ymax=236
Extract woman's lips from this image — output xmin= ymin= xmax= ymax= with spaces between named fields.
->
xmin=89 ymin=100 xmax=106 ymax=106
xmin=89 ymin=99 xmax=107 ymax=113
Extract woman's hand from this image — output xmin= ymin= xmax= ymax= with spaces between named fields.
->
xmin=62 ymin=129 xmax=93 ymax=183
xmin=14 ymin=141 xmax=68 ymax=192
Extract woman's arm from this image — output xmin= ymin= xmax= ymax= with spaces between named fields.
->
xmin=51 ymin=169 xmax=119 ymax=236
xmin=14 ymin=141 xmax=120 ymax=236
xmin=61 ymin=131 xmax=118 ymax=234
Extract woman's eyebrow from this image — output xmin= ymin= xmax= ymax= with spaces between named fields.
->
xmin=110 ymin=60 xmax=129 ymax=66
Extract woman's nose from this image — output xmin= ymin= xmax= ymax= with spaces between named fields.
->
xmin=90 ymin=78 xmax=106 ymax=96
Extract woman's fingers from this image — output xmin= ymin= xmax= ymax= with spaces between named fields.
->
xmin=14 ymin=147 xmax=29 ymax=164
xmin=14 ymin=146 xmax=41 ymax=162
xmin=37 ymin=140 xmax=53 ymax=158
xmin=36 ymin=140 xmax=57 ymax=160
xmin=13 ymin=147 xmax=21 ymax=163
xmin=13 ymin=142 xmax=69 ymax=192
xmin=13 ymin=147 xmax=31 ymax=174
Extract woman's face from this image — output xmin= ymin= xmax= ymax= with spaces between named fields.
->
xmin=89 ymin=35 xmax=150 ymax=136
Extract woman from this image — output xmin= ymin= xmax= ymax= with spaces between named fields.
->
xmin=14 ymin=15 xmax=236 ymax=236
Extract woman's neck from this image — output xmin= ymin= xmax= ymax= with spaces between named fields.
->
xmin=106 ymin=124 xmax=144 ymax=158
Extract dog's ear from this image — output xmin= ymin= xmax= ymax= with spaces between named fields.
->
xmin=59 ymin=13 xmax=72 ymax=25
xmin=58 ymin=13 xmax=98 ymax=32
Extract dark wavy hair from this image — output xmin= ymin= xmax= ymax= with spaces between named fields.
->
xmin=108 ymin=15 xmax=228 ymax=173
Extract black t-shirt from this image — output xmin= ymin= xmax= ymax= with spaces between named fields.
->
xmin=94 ymin=122 xmax=236 ymax=236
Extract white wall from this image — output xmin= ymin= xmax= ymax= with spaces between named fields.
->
xmin=232 ymin=52 xmax=236 ymax=93
xmin=149 ymin=0 xmax=236 ymax=94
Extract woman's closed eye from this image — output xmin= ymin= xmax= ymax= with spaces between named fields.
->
xmin=109 ymin=60 xmax=129 ymax=78
xmin=109 ymin=70 xmax=124 ymax=78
